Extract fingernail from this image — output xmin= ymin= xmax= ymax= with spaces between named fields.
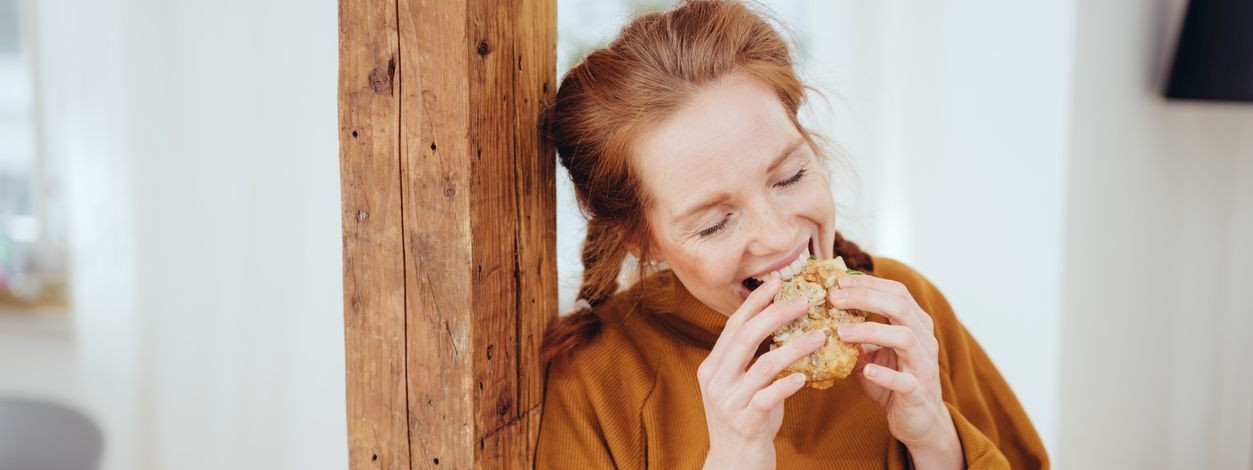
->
xmin=789 ymin=299 xmax=808 ymax=309
xmin=838 ymin=324 xmax=854 ymax=338
xmin=791 ymin=373 xmax=807 ymax=385
xmin=808 ymin=330 xmax=826 ymax=342
xmin=864 ymin=364 xmax=878 ymax=378
xmin=830 ymin=289 xmax=848 ymax=300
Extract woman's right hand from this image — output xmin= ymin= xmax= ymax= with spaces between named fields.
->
xmin=696 ymin=277 xmax=827 ymax=469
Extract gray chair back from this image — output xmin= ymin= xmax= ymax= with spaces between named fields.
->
xmin=0 ymin=397 xmax=102 ymax=470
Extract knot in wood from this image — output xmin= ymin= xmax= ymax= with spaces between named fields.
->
xmin=496 ymin=394 xmax=512 ymax=416
xmin=368 ymin=59 xmax=395 ymax=93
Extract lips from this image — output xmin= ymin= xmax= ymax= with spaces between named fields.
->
xmin=741 ymin=238 xmax=814 ymax=292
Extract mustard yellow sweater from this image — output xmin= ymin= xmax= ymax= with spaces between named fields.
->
xmin=535 ymin=257 xmax=1048 ymax=469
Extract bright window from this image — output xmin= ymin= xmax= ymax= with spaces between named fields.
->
xmin=0 ymin=0 xmax=68 ymax=312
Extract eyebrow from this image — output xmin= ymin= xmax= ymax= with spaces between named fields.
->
xmin=671 ymin=137 xmax=807 ymax=225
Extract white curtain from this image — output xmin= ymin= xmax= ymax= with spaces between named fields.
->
xmin=37 ymin=0 xmax=347 ymax=468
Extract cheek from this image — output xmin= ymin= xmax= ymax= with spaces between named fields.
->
xmin=702 ymin=256 xmax=740 ymax=286
xmin=773 ymin=181 xmax=831 ymax=220
xmin=667 ymin=244 xmax=741 ymax=289
xmin=798 ymin=175 xmax=834 ymax=217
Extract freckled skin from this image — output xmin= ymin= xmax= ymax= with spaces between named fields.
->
xmin=631 ymin=71 xmax=838 ymax=317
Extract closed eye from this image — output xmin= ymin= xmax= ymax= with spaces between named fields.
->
xmin=695 ymin=168 xmax=807 ymax=239
xmin=775 ymin=167 xmax=807 ymax=188
xmin=697 ymin=214 xmax=730 ymax=238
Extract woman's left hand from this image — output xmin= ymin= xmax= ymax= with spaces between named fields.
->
xmin=828 ymin=274 xmax=964 ymax=469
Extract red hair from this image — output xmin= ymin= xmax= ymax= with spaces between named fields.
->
xmin=541 ymin=0 xmax=873 ymax=363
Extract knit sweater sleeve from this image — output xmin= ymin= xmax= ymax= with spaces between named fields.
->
xmin=877 ymin=258 xmax=1050 ymax=469
xmin=534 ymin=358 xmax=618 ymax=469
xmin=939 ymin=319 xmax=1049 ymax=469
xmin=534 ymin=320 xmax=653 ymax=469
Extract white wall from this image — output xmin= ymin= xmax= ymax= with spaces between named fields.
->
xmin=1057 ymin=0 xmax=1253 ymax=468
xmin=800 ymin=1 xmax=1075 ymax=454
xmin=804 ymin=2 xmax=1253 ymax=466
xmin=13 ymin=0 xmax=348 ymax=469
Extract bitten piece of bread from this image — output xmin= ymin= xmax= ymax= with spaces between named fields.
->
xmin=770 ymin=256 xmax=865 ymax=390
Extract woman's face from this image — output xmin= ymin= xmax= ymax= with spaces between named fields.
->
xmin=632 ymin=72 xmax=837 ymax=316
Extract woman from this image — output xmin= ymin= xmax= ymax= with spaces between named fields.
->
xmin=535 ymin=1 xmax=1047 ymax=468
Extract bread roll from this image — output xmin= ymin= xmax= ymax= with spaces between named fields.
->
xmin=770 ymin=256 xmax=865 ymax=390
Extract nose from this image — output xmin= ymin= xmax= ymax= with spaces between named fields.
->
xmin=744 ymin=199 xmax=795 ymax=256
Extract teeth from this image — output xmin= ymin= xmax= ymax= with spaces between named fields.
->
xmin=752 ymin=247 xmax=812 ymax=283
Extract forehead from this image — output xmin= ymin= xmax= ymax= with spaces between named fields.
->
xmin=631 ymin=73 xmax=799 ymax=221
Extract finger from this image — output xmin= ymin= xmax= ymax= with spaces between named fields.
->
xmin=729 ymin=329 xmax=826 ymax=408
xmin=835 ymin=275 xmax=936 ymax=332
xmin=718 ymin=298 xmax=809 ymax=379
xmin=862 ymin=363 xmax=927 ymax=407
xmin=855 ymin=351 xmax=892 ymax=403
xmin=838 ymin=322 xmax=931 ymax=370
xmin=829 ymin=285 xmax=926 ymax=334
xmin=727 ymin=277 xmax=785 ymax=333
xmin=852 ymin=342 xmax=887 ymax=373
xmin=702 ymin=278 xmax=783 ymax=385
xmin=835 ymin=273 xmax=910 ymax=297
xmin=710 ymin=277 xmax=783 ymax=362
xmin=739 ymin=373 xmax=807 ymax=427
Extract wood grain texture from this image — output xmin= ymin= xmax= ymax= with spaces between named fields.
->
xmin=342 ymin=0 xmax=556 ymax=467
xmin=511 ymin=0 xmax=558 ymax=463
xmin=465 ymin=2 xmax=521 ymax=465
xmin=339 ymin=0 xmax=410 ymax=468
xmin=398 ymin=0 xmax=474 ymax=467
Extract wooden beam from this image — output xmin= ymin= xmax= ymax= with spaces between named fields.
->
xmin=339 ymin=0 xmax=409 ymax=467
xmin=339 ymin=0 xmax=556 ymax=468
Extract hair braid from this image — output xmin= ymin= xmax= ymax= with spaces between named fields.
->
xmin=540 ymin=218 xmax=625 ymax=363
xmin=833 ymin=230 xmax=874 ymax=273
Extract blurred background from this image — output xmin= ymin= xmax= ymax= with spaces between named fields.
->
xmin=1 ymin=0 xmax=1249 ymax=469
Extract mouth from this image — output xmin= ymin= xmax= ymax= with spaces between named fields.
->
xmin=741 ymin=237 xmax=815 ymax=293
